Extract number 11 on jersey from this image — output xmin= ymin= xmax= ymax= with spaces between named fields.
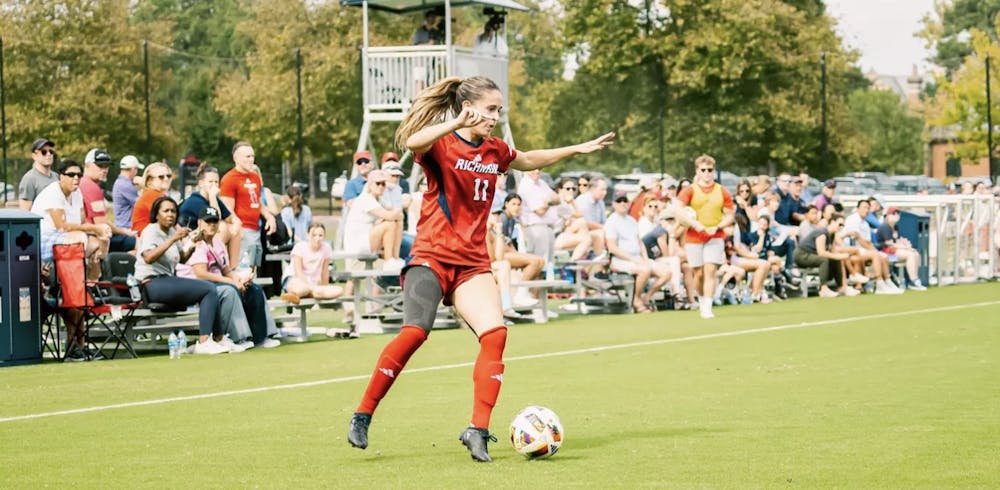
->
xmin=472 ymin=178 xmax=491 ymax=202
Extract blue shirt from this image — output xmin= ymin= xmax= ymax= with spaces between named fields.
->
xmin=865 ymin=213 xmax=882 ymax=243
xmin=343 ymin=177 xmax=367 ymax=203
xmin=112 ymin=175 xmax=139 ymax=229
xmin=281 ymin=205 xmax=312 ymax=242
xmin=178 ymin=192 xmax=232 ymax=230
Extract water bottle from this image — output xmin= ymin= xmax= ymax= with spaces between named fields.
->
xmin=238 ymin=251 xmax=254 ymax=283
xmin=741 ymin=287 xmax=753 ymax=305
xmin=168 ymin=332 xmax=179 ymax=360
xmin=177 ymin=330 xmax=187 ymax=356
xmin=126 ymin=273 xmax=141 ymax=302
xmin=544 ymin=262 xmax=555 ymax=281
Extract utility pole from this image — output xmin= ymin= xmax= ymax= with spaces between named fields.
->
xmin=821 ymin=51 xmax=828 ymax=176
xmin=0 ymin=36 xmax=7 ymax=203
xmin=296 ymin=48 xmax=304 ymax=181
xmin=988 ymin=55 xmax=996 ymax=180
xmin=143 ymin=40 xmax=152 ymax=164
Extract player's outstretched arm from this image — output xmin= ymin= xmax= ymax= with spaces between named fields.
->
xmin=510 ymin=132 xmax=615 ymax=171
xmin=406 ymin=107 xmax=490 ymax=154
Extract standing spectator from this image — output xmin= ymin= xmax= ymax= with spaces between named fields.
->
xmin=280 ymin=185 xmax=312 ymax=244
xmin=343 ymin=151 xmax=374 ymax=208
xmin=876 ymin=207 xmax=927 ymax=290
xmin=812 ymin=179 xmax=838 ymax=211
xmin=80 ymin=149 xmax=136 ymax=253
xmin=131 ymin=162 xmax=173 ymax=235
xmin=474 ymin=16 xmax=508 ymax=55
xmin=605 ymin=193 xmax=668 ymax=313
xmin=676 ymin=155 xmax=735 ymax=319
xmin=219 ymin=141 xmax=277 ymax=270
xmin=32 ymin=159 xmax=111 ymax=276
xmin=794 ymin=213 xmax=859 ymax=298
xmin=178 ymin=162 xmax=242 ymax=262
xmin=517 ymin=169 xmax=560 ymax=269
xmin=113 ymin=155 xmax=143 ymax=230
xmin=19 ymin=138 xmax=58 ymax=210
xmin=413 ymin=8 xmax=445 ymax=45
xmin=135 ymin=196 xmax=227 ymax=354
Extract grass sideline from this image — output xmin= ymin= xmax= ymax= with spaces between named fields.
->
xmin=1 ymin=283 xmax=998 ymax=488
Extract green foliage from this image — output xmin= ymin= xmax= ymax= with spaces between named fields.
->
xmin=846 ymin=89 xmax=925 ymax=174
xmin=921 ymin=0 xmax=1000 ymax=77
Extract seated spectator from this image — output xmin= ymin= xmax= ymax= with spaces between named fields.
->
xmin=745 ymin=212 xmax=789 ymax=298
xmin=628 ymin=176 xmax=658 ymax=220
xmin=487 ymin=212 xmax=536 ymax=318
xmin=553 ymin=178 xmax=602 ymax=261
xmin=178 ymin=207 xmax=281 ymax=350
xmin=841 ymin=199 xmax=902 ymax=294
xmin=812 ymin=179 xmax=839 ymax=211
xmin=638 ymin=201 xmax=683 ymax=301
xmin=31 ymin=159 xmax=110 ymax=280
xmin=343 ymin=170 xmax=404 ymax=270
xmin=498 ymin=193 xmax=545 ymax=305
xmin=113 ymin=155 xmax=144 ymax=231
xmin=280 ymin=184 xmax=312 ymax=244
xmin=793 ymin=213 xmax=859 ymax=298
xmin=281 ymin=223 xmax=344 ymax=301
xmin=797 ymin=205 xmax=821 ymax=238
xmin=19 ymin=138 xmax=58 ymax=211
xmin=606 ymin=193 xmax=670 ymax=313
xmin=80 ymin=149 xmax=136 ymax=253
xmin=132 ymin=162 xmax=173 ymax=235
xmin=178 ymin=162 xmax=243 ymax=261
xmin=380 ymin=159 xmax=413 ymax=256
xmin=876 ymin=207 xmax=927 ymax=290
xmin=574 ymin=176 xmax=609 ymax=254
xmin=135 ymin=196 xmax=227 ymax=354
xmin=731 ymin=215 xmax=775 ymax=303
xmin=733 ymin=179 xmax=754 ymax=223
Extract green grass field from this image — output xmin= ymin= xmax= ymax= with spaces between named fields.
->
xmin=2 ymin=283 xmax=999 ymax=488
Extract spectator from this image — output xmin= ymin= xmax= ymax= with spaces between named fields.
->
xmin=787 ymin=177 xmax=808 ymax=226
xmin=841 ymin=199 xmax=902 ymax=295
xmin=865 ymin=195 xmax=884 ymax=239
xmin=745 ymin=212 xmax=789 ymax=299
xmin=575 ymin=176 xmax=608 ymax=228
xmin=487 ymin=211 xmax=538 ymax=317
xmin=178 ymin=162 xmax=243 ymax=262
xmin=553 ymin=177 xmax=601 ymax=261
xmin=80 ymin=149 xmax=136 ymax=253
xmin=343 ymin=151 xmax=374 ymax=208
xmin=638 ymin=201 xmax=684 ymax=300
xmin=577 ymin=174 xmax=591 ymax=195
xmin=750 ymin=175 xmax=771 ymax=200
xmin=281 ymin=223 xmax=344 ymax=300
xmin=474 ymin=16 xmax=508 ymax=55
xmin=134 ymin=196 xmax=227 ymax=354
xmin=812 ymin=179 xmax=838 ymax=211
xmin=733 ymin=179 xmax=754 ymax=223
xmin=178 ymin=206 xmax=281 ymax=350
xmin=517 ymin=168 xmax=560 ymax=268
xmin=731 ymin=214 xmax=775 ymax=303
xmin=131 ymin=162 xmax=173 ymax=234
xmin=798 ymin=205 xmax=821 ymax=238
xmin=112 ymin=155 xmax=143 ymax=230
xmin=499 ymin=193 xmax=544 ymax=305
xmin=876 ymin=207 xmax=927 ymax=290
xmin=628 ymin=175 xmax=658 ymax=220
xmin=343 ymin=169 xmax=405 ymax=269
xmin=19 ymin=138 xmax=58 ymax=211
xmin=793 ymin=213 xmax=859 ymax=298
xmin=413 ymin=8 xmax=445 ymax=45
xmin=676 ymin=155 xmax=735 ymax=319
xmin=380 ymin=159 xmax=411 ymax=256
xmin=31 ymin=160 xmax=110 ymax=279
xmin=605 ymin=193 xmax=669 ymax=313
xmin=799 ymin=172 xmax=815 ymax=204
xmin=219 ymin=141 xmax=277 ymax=270
xmin=280 ymin=184 xmax=312 ymax=244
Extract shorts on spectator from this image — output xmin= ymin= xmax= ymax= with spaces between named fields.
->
xmin=685 ymin=239 xmax=725 ymax=267
xmin=240 ymin=229 xmax=263 ymax=267
xmin=610 ymin=256 xmax=651 ymax=274
xmin=41 ymin=231 xmax=75 ymax=262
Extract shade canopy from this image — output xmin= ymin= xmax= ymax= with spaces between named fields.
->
xmin=341 ymin=0 xmax=530 ymax=14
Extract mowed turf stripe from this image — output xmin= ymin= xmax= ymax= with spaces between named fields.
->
xmin=2 ymin=299 xmax=998 ymax=424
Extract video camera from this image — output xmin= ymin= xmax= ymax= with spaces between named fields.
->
xmin=483 ymin=7 xmax=507 ymax=29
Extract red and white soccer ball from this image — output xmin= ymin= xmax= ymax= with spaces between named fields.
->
xmin=509 ymin=405 xmax=564 ymax=459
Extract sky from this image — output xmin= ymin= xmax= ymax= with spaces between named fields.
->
xmin=825 ymin=0 xmax=939 ymax=76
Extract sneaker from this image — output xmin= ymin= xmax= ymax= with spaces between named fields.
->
xmin=874 ymin=282 xmax=894 ymax=295
xmin=849 ymin=273 xmax=869 ymax=285
xmin=699 ymin=301 xmax=714 ymax=319
xmin=545 ymin=309 xmax=559 ymax=319
xmin=458 ymin=427 xmax=497 ymax=462
xmin=238 ymin=340 xmax=255 ymax=350
xmin=503 ymin=309 xmax=523 ymax=319
xmin=193 ymin=338 xmax=229 ymax=355
xmin=842 ymin=287 xmax=861 ymax=297
xmin=257 ymin=338 xmax=281 ymax=349
xmin=513 ymin=296 xmax=538 ymax=308
xmin=83 ymin=347 xmax=106 ymax=361
xmin=382 ymin=258 xmax=405 ymax=271
xmin=348 ymin=412 xmax=371 ymax=449
xmin=63 ymin=345 xmax=87 ymax=363
xmin=819 ymin=288 xmax=839 ymax=298
xmin=279 ymin=292 xmax=301 ymax=305
xmin=218 ymin=336 xmax=246 ymax=353
xmin=909 ymin=281 xmax=927 ymax=291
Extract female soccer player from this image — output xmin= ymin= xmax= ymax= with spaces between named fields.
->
xmin=347 ymin=76 xmax=614 ymax=462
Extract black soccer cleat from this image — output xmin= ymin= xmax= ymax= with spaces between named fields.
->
xmin=458 ymin=427 xmax=497 ymax=462
xmin=348 ymin=412 xmax=372 ymax=449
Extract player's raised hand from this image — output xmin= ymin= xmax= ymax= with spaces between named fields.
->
xmin=454 ymin=106 xmax=485 ymax=129
xmin=577 ymin=132 xmax=616 ymax=154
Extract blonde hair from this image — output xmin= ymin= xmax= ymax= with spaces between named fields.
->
xmin=694 ymin=154 xmax=716 ymax=169
xmin=142 ymin=162 xmax=171 ymax=189
xmin=394 ymin=76 xmax=502 ymax=150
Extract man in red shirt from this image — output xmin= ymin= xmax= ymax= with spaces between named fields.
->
xmin=675 ymin=155 xmax=735 ymax=319
xmin=81 ymin=148 xmax=135 ymax=252
xmin=219 ymin=141 xmax=276 ymax=270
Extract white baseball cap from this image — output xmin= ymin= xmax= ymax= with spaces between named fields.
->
xmin=119 ymin=155 xmax=145 ymax=170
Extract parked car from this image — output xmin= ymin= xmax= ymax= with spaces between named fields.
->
xmin=844 ymin=171 xmax=899 ymax=193
xmin=833 ymin=177 xmax=878 ymax=196
xmin=950 ymin=176 xmax=994 ymax=192
xmin=611 ymin=172 xmax=674 ymax=201
xmin=891 ymin=175 xmax=948 ymax=195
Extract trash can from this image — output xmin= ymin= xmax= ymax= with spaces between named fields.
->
xmin=0 ymin=210 xmax=43 ymax=366
xmin=896 ymin=209 xmax=930 ymax=287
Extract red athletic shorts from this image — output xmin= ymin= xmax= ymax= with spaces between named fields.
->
xmin=402 ymin=255 xmax=493 ymax=306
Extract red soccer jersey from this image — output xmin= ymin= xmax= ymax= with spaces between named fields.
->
xmin=410 ymin=132 xmax=517 ymax=266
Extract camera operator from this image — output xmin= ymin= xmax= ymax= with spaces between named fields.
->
xmin=475 ymin=9 xmax=508 ymax=55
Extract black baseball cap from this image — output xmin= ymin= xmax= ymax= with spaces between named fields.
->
xmin=198 ymin=207 xmax=221 ymax=222
xmin=32 ymin=138 xmax=55 ymax=152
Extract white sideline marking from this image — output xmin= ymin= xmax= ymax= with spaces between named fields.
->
xmin=2 ymin=300 xmax=997 ymax=424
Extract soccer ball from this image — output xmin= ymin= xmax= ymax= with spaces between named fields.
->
xmin=509 ymin=405 xmax=564 ymax=459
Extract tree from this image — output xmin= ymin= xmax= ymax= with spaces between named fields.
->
xmin=847 ymin=89 xmax=925 ymax=174
xmin=920 ymin=0 xmax=1000 ymax=77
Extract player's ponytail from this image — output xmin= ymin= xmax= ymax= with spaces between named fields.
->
xmin=394 ymin=76 xmax=501 ymax=150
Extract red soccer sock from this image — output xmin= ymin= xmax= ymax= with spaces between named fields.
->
xmin=470 ymin=327 xmax=507 ymax=429
xmin=356 ymin=325 xmax=428 ymax=415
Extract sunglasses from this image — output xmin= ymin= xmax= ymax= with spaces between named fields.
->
xmin=38 ymin=149 xmax=54 ymax=156
xmin=155 ymin=174 xmax=173 ymax=180
xmin=562 ymin=186 xmax=577 ymax=191
xmin=372 ymin=181 xmax=387 ymax=187
xmin=738 ymin=189 xmax=750 ymax=194
xmin=355 ymin=159 xmax=371 ymax=165
xmin=698 ymin=168 xmax=715 ymax=173
xmin=61 ymin=171 xmax=83 ymax=178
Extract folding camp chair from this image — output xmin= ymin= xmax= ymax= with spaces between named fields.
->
xmin=52 ymin=244 xmax=141 ymax=359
